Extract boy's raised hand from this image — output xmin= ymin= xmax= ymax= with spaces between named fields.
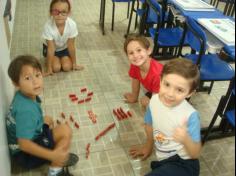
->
xmin=129 ymin=145 xmax=152 ymax=161
xmin=173 ymin=118 xmax=189 ymax=144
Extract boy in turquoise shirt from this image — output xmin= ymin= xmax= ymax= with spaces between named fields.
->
xmin=6 ymin=55 xmax=78 ymax=176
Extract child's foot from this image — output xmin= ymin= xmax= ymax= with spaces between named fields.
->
xmin=73 ymin=64 xmax=84 ymax=71
xmin=64 ymin=153 xmax=79 ymax=167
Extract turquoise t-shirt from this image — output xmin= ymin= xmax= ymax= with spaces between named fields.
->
xmin=6 ymin=91 xmax=44 ymax=155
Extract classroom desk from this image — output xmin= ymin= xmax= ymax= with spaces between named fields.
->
xmin=168 ymin=0 xmax=235 ymax=53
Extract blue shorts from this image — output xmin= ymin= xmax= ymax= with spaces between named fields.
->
xmin=145 ymin=155 xmax=200 ymax=176
xmin=43 ymin=44 xmax=69 ymax=58
xmin=13 ymin=124 xmax=55 ymax=169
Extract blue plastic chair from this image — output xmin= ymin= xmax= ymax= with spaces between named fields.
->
xmin=111 ymin=0 xmax=131 ymax=31
xmin=202 ymin=78 xmax=235 ymax=143
xmin=126 ymin=0 xmax=169 ymax=36
xmin=126 ymin=0 xmax=147 ymax=35
xmin=211 ymin=0 xmax=235 ymax=16
xmin=145 ymin=0 xmax=186 ymax=59
xmin=178 ymin=17 xmax=235 ymax=94
xmin=223 ymin=45 xmax=235 ymax=61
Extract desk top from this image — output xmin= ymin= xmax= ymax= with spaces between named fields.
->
xmin=168 ymin=0 xmax=235 ymax=48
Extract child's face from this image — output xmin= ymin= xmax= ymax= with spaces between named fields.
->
xmin=126 ymin=41 xmax=151 ymax=67
xmin=159 ymin=74 xmax=193 ymax=107
xmin=51 ymin=2 xmax=70 ymax=25
xmin=16 ymin=65 xmax=43 ymax=100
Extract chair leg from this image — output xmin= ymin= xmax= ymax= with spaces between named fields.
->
xmin=127 ymin=1 xmax=131 ymax=19
xmin=208 ymin=81 xmax=214 ymax=94
xmin=202 ymin=96 xmax=225 ymax=144
xmin=126 ymin=0 xmax=136 ymax=37
xmin=112 ymin=2 xmax=115 ymax=31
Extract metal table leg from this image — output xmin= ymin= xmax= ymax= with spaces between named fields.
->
xmin=99 ymin=0 xmax=106 ymax=35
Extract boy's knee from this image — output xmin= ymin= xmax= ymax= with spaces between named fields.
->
xmin=59 ymin=124 xmax=72 ymax=139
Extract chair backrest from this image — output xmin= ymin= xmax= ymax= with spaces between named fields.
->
xmin=185 ymin=17 xmax=208 ymax=54
xmin=146 ymin=0 xmax=163 ymax=28
xmin=224 ymin=0 xmax=235 ymax=17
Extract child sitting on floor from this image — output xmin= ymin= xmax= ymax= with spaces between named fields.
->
xmin=130 ymin=58 xmax=202 ymax=176
xmin=42 ymin=0 xmax=83 ymax=76
xmin=123 ymin=34 xmax=163 ymax=109
xmin=6 ymin=55 xmax=78 ymax=176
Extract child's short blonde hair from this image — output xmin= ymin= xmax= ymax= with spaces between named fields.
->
xmin=124 ymin=34 xmax=150 ymax=54
xmin=161 ymin=58 xmax=200 ymax=93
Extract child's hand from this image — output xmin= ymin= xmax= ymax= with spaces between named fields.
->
xmin=140 ymin=96 xmax=150 ymax=108
xmin=173 ymin=119 xmax=188 ymax=144
xmin=73 ymin=64 xmax=84 ymax=71
xmin=43 ymin=68 xmax=53 ymax=77
xmin=129 ymin=144 xmax=152 ymax=161
xmin=124 ymin=93 xmax=138 ymax=103
xmin=44 ymin=116 xmax=54 ymax=129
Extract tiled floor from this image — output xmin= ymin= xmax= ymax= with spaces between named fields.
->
xmin=10 ymin=0 xmax=235 ymax=176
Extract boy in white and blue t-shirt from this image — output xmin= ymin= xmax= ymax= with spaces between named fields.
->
xmin=130 ymin=58 xmax=201 ymax=176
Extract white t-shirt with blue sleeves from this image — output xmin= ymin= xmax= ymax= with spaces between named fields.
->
xmin=145 ymin=94 xmax=201 ymax=161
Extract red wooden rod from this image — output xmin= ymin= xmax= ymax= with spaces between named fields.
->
xmin=95 ymin=123 xmax=115 ymax=141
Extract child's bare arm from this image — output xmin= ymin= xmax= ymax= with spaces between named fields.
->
xmin=44 ymin=40 xmax=55 ymax=76
xmin=44 ymin=116 xmax=54 ymax=129
xmin=67 ymin=38 xmax=76 ymax=65
xmin=124 ymin=78 xmax=140 ymax=103
xmin=183 ymin=137 xmax=201 ymax=159
xmin=173 ymin=122 xmax=202 ymax=159
xmin=129 ymin=124 xmax=154 ymax=160
xmin=18 ymin=138 xmax=68 ymax=166
xmin=67 ymin=38 xmax=84 ymax=70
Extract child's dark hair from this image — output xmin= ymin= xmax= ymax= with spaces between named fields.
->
xmin=8 ymin=55 xmax=42 ymax=84
xmin=161 ymin=58 xmax=200 ymax=93
xmin=124 ymin=33 xmax=150 ymax=54
xmin=50 ymin=0 xmax=71 ymax=13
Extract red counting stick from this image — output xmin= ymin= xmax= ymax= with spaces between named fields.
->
xmin=74 ymin=122 xmax=80 ymax=129
xmin=117 ymin=108 xmax=125 ymax=119
xmin=71 ymin=97 xmax=78 ymax=102
xmin=69 ymin=94 xmax=76 ymax=98
xmin=120 ymin=107 xmax=128 ymax=118
xmin=95 ymin=123 xmax=116 ymax=141
xmin=113 ymin=109 xmax=121 ymax=121
xmin=87 ymin=111 xmax=97 ymax=124
xmin=70 ymin=115 xmax=74 ymax=122
xmin=81 ymin=88 xmax=87 ymax=92
xmin=113 ymin=109 xmax=117 ymax=116
xmin=78 ymin=99 xmax=85 ymax=104
xmin=87 ymin=92 xmax=94 ymax=96
xmin=127 ymin=111 xmax=132 ymax=117
xmin=86 ymin=143 xmax=91 ymax=159
xmin=61 ymin=112 xmax=66 ymax=119
xmin=85 ymin=97 xmax=92 ymax=102
xmin=86 ymin=143 xmax=91 ymax=150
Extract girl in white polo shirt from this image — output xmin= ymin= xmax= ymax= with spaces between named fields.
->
xmin=42 ymin=0 xmax=83 ymax=76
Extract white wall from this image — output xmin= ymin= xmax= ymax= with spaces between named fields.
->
xmin=0 ymin=0 xmax=16 ymax=176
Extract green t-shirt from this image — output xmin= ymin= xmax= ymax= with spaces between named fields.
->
xmin=6 ymin=91 xmax=44 ymax=155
